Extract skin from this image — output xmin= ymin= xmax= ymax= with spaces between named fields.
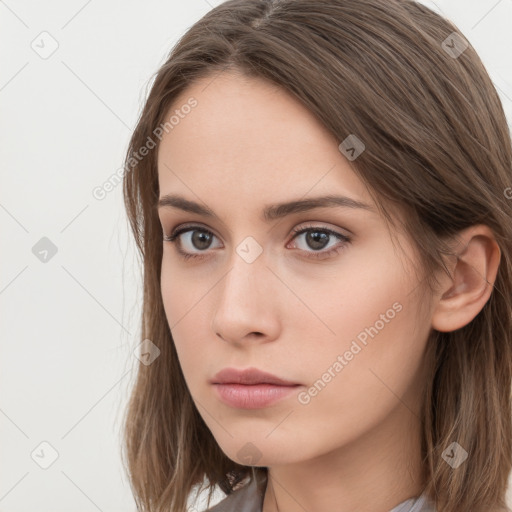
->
xmin=156 ymin=70 xmax=500 ymax=512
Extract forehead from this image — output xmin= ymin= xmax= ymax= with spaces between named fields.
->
xmin=156 ymin=71 xmax=372 ymax=211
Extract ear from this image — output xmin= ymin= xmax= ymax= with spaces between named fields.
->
xmin=431 ymin=224 xmax=501 ymax=333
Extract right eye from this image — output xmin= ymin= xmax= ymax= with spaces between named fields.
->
xmin=163 ymin=225 xmax=222 ymax=261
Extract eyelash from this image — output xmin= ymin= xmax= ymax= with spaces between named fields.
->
xmin=163 ymin=223 xmax=351 ymax=262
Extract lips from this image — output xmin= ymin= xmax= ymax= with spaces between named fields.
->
xmin=210 ymin=367 xmax=300 ymax=386
xmin=210 ymin=367 xmax=302 ymax=409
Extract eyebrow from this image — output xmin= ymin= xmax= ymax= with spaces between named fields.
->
xmin=157 ymin=193 xmax=374 ymax=222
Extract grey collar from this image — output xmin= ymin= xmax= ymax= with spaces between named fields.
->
xmin=204 ymin=470 xmax=436 ymax=512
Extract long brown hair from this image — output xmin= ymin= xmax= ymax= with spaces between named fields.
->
xmin=121 ymin=1 xmax=512 ymax=510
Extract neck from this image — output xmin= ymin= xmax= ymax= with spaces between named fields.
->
xmin=262 ymin=402 xmax=426 ymax=512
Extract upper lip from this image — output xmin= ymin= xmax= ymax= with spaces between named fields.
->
xmin=210 ymin=367 xmax=300 ymax=386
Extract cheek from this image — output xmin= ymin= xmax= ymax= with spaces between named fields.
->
xmin=160 ymin=250 xmax=208 ymax=327
xmin=286 ymin=240 xmax=413 ymax=355
xmin=160 ymin=255 xmax=225 ymax=394
xmin=303 ymin=307 xmax=427 ymax=445
xmin=160 ymin=256 xmax=180 ymax=328
xmin=290 ymin=247 xmax=427 ymax=420
xmin=160 ymin=256 xmax=203 ymax=366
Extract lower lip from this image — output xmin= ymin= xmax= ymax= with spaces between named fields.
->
xmin=212 ymin=383 xmax=301 ymax=409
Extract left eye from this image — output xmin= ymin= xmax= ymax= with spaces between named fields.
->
xmin=163 ymin=224 xmax=352 ymax=261
xmin=289 ymin=225 xmax=350 ymax=254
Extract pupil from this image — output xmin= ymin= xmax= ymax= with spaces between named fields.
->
xmin=193 ymin=231 xmax=211 ymax=250
xmin=307 ymin=231 xmax=328 ymax=250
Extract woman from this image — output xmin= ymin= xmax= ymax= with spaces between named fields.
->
xmin=121 ymin=1 xmax=512 ymax=511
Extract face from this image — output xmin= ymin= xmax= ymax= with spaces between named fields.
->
xmin=156 ymin=70 xmax=433 ymax=468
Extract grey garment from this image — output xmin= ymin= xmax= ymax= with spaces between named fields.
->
xmin=203 ymin=470 xmax=266 ymax=512
xmin=204 ymin=470 xmax=436 ymax=512
xmin=389 ymin=492 xmax=437 ymax=512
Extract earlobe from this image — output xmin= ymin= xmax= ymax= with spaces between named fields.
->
xmin=431 ymin=225 xmax=501 ymax=333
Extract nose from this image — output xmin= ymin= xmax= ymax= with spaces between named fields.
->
xmin=211 ymin=250 xmax=281 ymax=346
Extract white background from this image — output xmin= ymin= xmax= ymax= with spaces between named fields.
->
xmin=1 ymin=1 xmax=511 ymax=511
